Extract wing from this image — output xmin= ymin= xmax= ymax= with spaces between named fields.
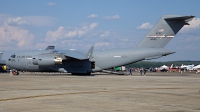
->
xmin=0 ymin=60 xmax=6 ymax=65
xmin=56 ymin=46 xmax=94 ymax=60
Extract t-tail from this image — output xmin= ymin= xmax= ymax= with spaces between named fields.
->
xmin=137 ymin=15 xmax=195 ymax=48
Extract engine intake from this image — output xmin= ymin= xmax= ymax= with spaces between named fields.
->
xmin=1 ymin=65 xmax=7 ymax=70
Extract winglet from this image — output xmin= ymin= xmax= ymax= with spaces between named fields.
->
xmin=85 ymin=46 xmax=94 ymax=59
xmin=45 ymin=46 xmax=55 ymax=50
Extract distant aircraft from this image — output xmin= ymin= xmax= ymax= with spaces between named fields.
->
xmin=0 ymin=15 xmax=195 ymax=75
xmin=160 ymin=64 xmax=173 ymax=72
xmin=169 ymin=64 xmax=180 ymax=72
xmin=160 ymin=65 xmax=169 ymax=72
xmin=193 ymin=65 xmax=200 ymax=73
xmin=180 ymin=64 xmax=195 ymax=71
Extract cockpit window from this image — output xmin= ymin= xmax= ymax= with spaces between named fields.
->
xmin=10 ymin=55 xmax=16 ymax=58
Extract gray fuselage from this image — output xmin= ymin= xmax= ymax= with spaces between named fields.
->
xmin=6 ymin=47 xmax=173 ymax=73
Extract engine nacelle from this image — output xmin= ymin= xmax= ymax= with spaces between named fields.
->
xmin=32 ymin=56 xmax=62 ymax=66
xmin=1 ymin=65 xmax=7 ymax=70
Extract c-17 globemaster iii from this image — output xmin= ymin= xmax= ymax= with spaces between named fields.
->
xmin=0 ymin=15 xmax=195 ymax=75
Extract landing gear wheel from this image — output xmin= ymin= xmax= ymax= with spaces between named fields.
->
xmin=71 ymin=73 xmax=91 ymax=75
xmin=86 ymin=72 xmax=91 ymax=75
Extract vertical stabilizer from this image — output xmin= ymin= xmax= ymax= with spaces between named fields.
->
xmin=137 ymin=15 xmax=195 ymax=48
xmin=170 ymin=64 xmax=173 ymax=69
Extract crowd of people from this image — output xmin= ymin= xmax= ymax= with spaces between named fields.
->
xmin=128 ymin=68 xmax=147 ymax=76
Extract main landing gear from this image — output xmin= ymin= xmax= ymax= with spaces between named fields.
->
xmin=71 ymin=72 xmax=91 ymax=75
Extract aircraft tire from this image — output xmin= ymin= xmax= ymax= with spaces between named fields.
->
xmin=71 ymin=73 xmax=91 ymax=75
xmin=71 ymin=73 xmax=76 ymax=75
xmin=86 ymin=72 xmax=91 ymax=75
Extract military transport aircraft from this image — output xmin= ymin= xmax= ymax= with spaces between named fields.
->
xmin=0 ymin=15 xmax=195 ymax=75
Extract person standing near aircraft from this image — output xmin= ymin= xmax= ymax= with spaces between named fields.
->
xmin=10 ymin=70 xmax=12 ymax=76
xmin=129 ymin=68 xmax=133 ymax=75
xmin=144 ymin=68 xmax=147 ymax=76
xmin=140 ymin=68 xmax=143 ymax=75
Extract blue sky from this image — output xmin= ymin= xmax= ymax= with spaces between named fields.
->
xmin=0 ymin=0 xmax=200 ymax=61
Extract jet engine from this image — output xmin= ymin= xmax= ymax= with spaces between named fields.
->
xmin=32 ymin=56 xmax=62 ymax=66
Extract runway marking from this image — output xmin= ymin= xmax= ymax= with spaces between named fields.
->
xmin=0 ymin=87 xmax=198 ymax=102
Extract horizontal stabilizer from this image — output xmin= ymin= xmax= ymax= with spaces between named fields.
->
xmin=164 ymin=16 xmax=195 ymax=21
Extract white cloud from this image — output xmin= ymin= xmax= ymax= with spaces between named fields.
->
xmin=5 ymin=16 xmax=57 ymax=27
xmin=6 ymin=17 xmax=30 ymax=26
xmin=103 ymin=15 xmax=120 ymax=20
xmin=45 ymin=23 xmax=98 ymax=42
xmin=180 ymin=18 xmax=200 ymax=33
xmin=137 ymin=22 xmax=153 ymax=29
xmin=181 ymin=45 xmax=197 ymax=50
xmin=0 ymin=22 xmax=34 ymax=48
xmin=0 ymin=14 xmax=11 ymax=25
xmin=95 ymin=42 xmax=110 ymax=47
xmin=90 ymin=23 xmax=98 ymax=29
xmin=47 ymin=2 xmax=56 ymax=6
xmin=25 ymin=16 xmax=57 ymax=27
xmin=185 ymin=36 xmax=200 ymax=42
xmin=100 ymin=31 xmax=110 ymax=37
xmin=87 ymin=14 xmax=98 ymax=18
xmin=177 ymin=35 xmax=200 ymax=42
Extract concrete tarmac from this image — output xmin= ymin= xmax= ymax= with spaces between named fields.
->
xmin=0 ymin=72 xmax=200 ymax=112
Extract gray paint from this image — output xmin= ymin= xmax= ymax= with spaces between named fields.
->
xmin=1 ymin=15 xmax=195 ymax=74
xmin=137 ymin=15 xmax=194 ymax=48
